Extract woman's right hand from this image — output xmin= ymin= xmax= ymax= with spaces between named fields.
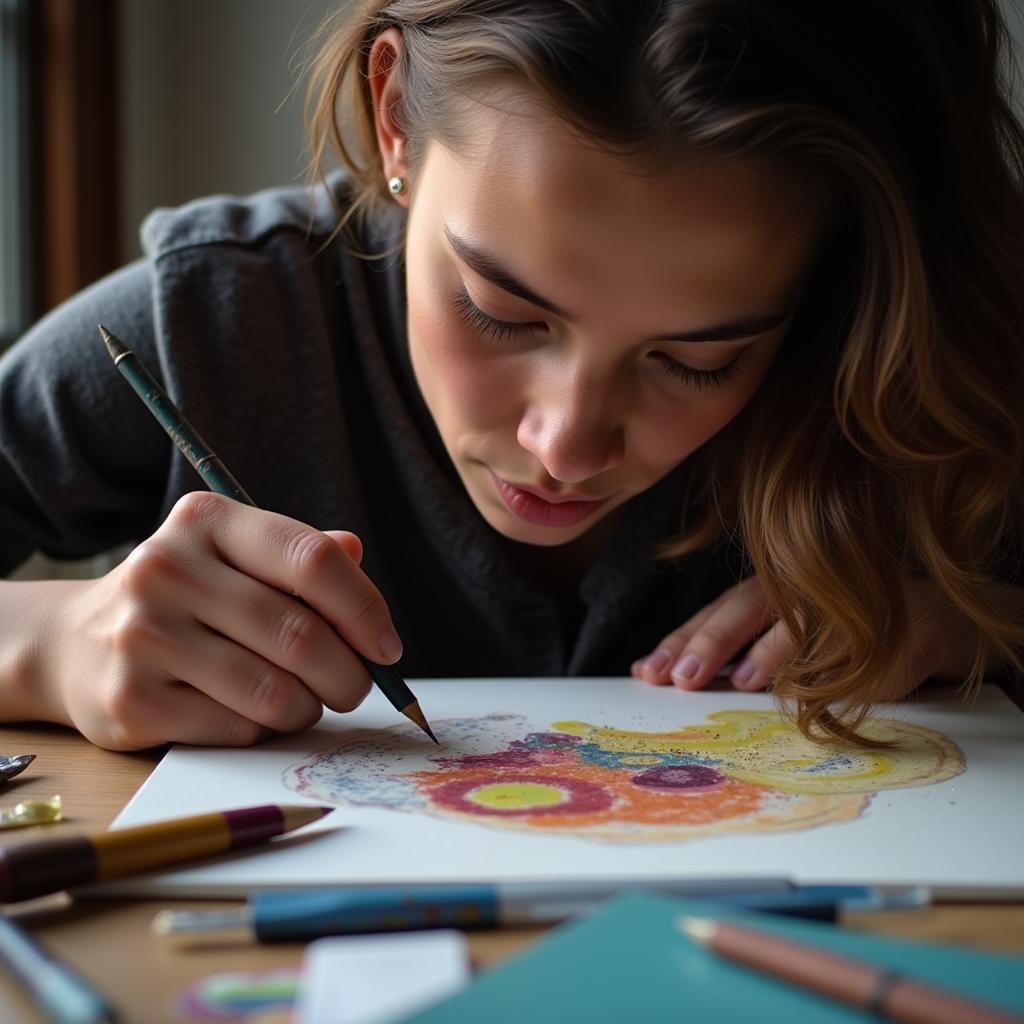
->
xmin=33 ymin=491 xmax=401 ymax=750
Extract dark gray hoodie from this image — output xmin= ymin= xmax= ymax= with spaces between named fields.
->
xmin=0 ymin=179 xmax=742 ymax=678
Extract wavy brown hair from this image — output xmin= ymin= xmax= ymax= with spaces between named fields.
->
xmin=306 ymin=0 xmax=1024 ymax=741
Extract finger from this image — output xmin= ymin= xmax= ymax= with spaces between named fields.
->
xmin=156 ymin=687 xmax=273 ymax=748
xmin=162 ymin=623 xmax=328 ymax=730
xmin=633 ymin=593 xmax=728 ymax=686
xmin=729 ymin=619 xmax=794 ymax=691
xmin=185 ymin=562 xmax=374 ymax=714
xmin=667 ymin=578 xmax=771 ymax=691
xmin=170 ymin=493 xmax=402 ymax=665
xmin=103 ymin=679 xmax=271 ymax=750
xmin=324 ymin=530 xmax=363 ymax=565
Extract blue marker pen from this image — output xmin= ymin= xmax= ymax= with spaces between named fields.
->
xmin=151 ymin=881 xmax=926 ymax=943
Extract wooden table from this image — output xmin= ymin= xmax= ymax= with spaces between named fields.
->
xmin=1 ymin=721 xmax=1021 ymax=1024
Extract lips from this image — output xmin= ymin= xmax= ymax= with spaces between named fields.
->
xmin=490 ymin=472 xmax=609 ymax=528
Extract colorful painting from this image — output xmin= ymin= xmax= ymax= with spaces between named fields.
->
xmin=282 ymin=710 xmax=964 ymax=844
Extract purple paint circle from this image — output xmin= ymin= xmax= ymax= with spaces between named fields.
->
xmin=631 ymin=764 xmax=724 ymax=790
xmin=429 ymin=774 xmax=615 ymax=817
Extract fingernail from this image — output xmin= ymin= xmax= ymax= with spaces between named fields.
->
xmin=642 ymin=649 xmax=673 ymax=674
xmin=731 ymin=659 xmax=758 ymax=688
xmin=671 ymin=653 xmax=702 ymax=682
xmin=379 ymin=627 xmax=403 ymax=663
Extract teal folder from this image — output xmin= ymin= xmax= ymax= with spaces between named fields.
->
xmin=402 ymin=892 xmax=1024 ymax=1023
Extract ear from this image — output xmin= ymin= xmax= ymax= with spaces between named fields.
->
xmin=368 ymin=27 xmax=410 ymax=207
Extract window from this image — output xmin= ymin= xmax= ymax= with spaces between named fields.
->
xmin=0 ymin=0 xmax=32 ymax=349
xmin=0 ymin=0 xmax=119 ymax=350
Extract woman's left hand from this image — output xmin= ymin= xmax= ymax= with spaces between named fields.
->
xmin=630 ymin=575 xmax=1017 ymax=695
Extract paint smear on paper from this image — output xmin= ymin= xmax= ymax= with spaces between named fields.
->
xmin=283 ymin=711 xmax=963 ymax=844
xmin=174 ymin=967 xmax=300 ymax=1021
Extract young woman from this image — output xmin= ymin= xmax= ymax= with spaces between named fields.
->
xmin=1 ymin=0 xmax=1021 ymax=750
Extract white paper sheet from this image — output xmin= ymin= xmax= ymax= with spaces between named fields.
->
xmin=296 ymin=931 xmax=469 ymax=1024
xmin=97 ymin=679 xmax=1024 ymax=898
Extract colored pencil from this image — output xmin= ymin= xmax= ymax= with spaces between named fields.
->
xmin=97 ymin=323 xmax=437 ymax=744
xmin=0 ymin=914 xmax=119 ymax=1023
xmin=0 ymin=803 xmax=330 ymax=903
xmin=678 ymin=914 xmax=1022 ymax=1024
xmin=151 ymin=882 xmax=923 ymax=944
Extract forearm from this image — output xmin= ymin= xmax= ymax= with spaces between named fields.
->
xmin=0 ymin=579 xmax=82 ymax=725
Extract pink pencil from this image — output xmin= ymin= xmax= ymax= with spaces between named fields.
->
xmin=678 ymin=915 xmax=1022 ymax=1024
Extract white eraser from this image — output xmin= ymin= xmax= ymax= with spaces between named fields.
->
xmin=295 ymin=930 xmax=470 ymax=1024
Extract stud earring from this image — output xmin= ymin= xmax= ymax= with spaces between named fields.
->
xmin=388 ymin=176 xmax=408 ymax=197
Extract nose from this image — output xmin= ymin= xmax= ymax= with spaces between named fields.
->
xmin=516 ymin=374 xmax=626 ymax=484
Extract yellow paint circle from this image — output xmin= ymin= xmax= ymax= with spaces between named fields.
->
xmin=618 ymin=755 xmax=663 ymax=765
xmin=468 ymin=783 xmax=566 ymax=810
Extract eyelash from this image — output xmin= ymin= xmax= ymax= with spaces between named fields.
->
xmin=649 ymin=354 xmax=741 ymax=390
xmin=451 ymin=289 xmax=741 ymax=389
xmin=452 ymin=289 xmax=536 ymax=344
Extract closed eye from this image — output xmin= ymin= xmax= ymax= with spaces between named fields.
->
xmin=453 ymin=287 xmax=742 ymax=389
xmin=648 ymin=352 xmax=741 ymax=389
xmin=452 ymin=289 xmax=540 ymax=343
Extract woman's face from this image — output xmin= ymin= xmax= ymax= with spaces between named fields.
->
xmin=402 ymin=95 xmax=823 ymax=547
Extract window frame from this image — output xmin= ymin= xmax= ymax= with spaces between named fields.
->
xmin=0 ymin=0 xmax=119 ymax=350
xmin=0 ymin=0 xmax=33 ymax=350
xmin=35 ymin=0 xmax=120 ymax=316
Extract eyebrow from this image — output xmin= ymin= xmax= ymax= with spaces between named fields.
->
xmin=650 ymin=311 xmax=789 ymax=343
xmin=444 ymin=226 xmax=790 ymax=343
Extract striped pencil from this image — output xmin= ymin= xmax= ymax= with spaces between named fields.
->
xmin=0 ymin=803 xmax=331 ymax=903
